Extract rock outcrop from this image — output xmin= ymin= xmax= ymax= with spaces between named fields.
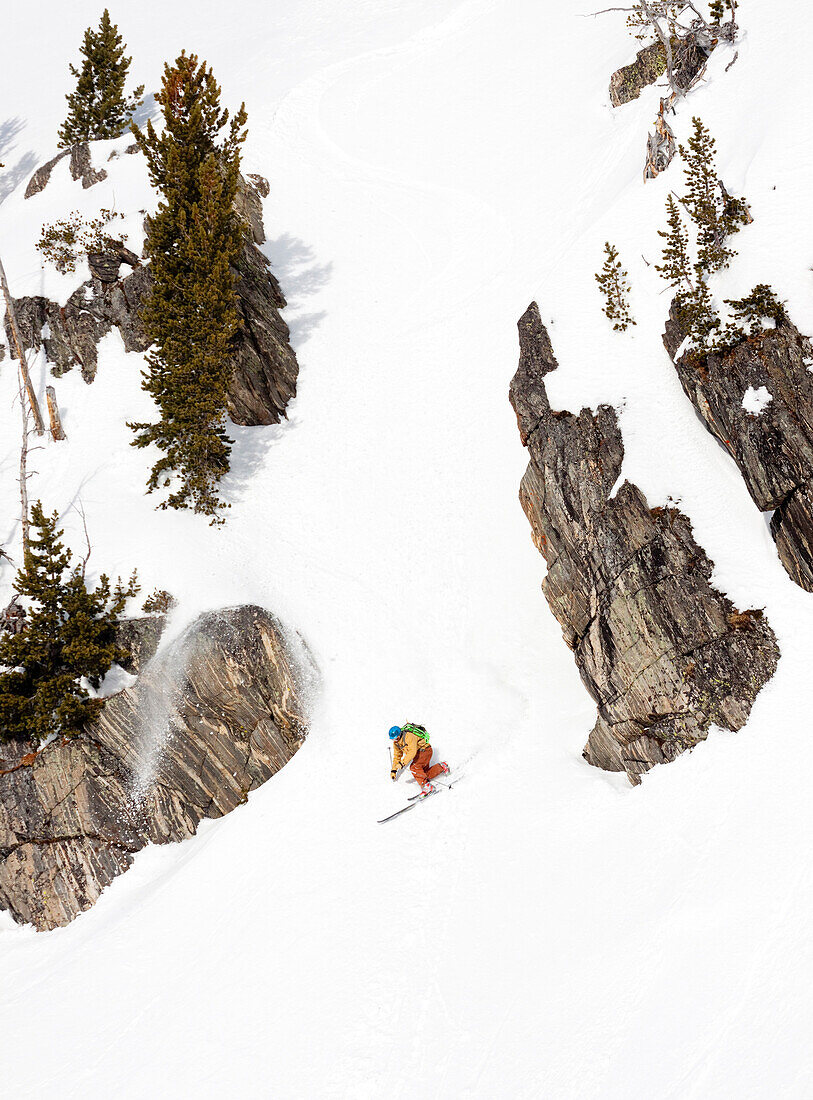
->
xmin=5 ymin=146 xmax=298 ymax=424
xmin=0 ymin=605 xmax=311 ymax=930
xmin=510 ymin=303 xmax=779 ymax=784
xmin=7 ymin=260 xmax=149 ymax=382
xmin=24 ymin=142 xmax=108 ymax=197
xmin=609 ymin=37 xmax=708 ymax=106
xmin=664 ymin=306 xmax=813 ymax=590
xmin=112 ymin=614 xmax=166 ymax=674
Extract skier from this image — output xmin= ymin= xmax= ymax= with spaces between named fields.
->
xmin=389 ymin=723 xmax=449 ymax=794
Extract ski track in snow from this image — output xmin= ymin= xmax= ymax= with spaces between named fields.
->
xmin=0 ymin=0 xmax=812 ymax=1097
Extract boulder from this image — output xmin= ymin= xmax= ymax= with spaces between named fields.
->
xmin=664 ymin=304 xmax=813 ymax=590
xmin=510 ymin=303 xmax=779 ymax=784
xmin=0 ymin=605 xmax=311 ymax=930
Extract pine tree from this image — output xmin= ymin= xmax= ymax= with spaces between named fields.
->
xmin=58 ymin=10 xmax=144 ymax=146
xmin=595 ymin=243 xmax=636 ymax=331
xmin=679 ymin=117 xmax=750 ymax=276
xmin=129 ymin=53 xmax=248 ymax=520
xmin=654 ymin=193 xmax=721 ymax=354
xmin=655 ymin=194 xmax=693 ymax=292
xmin=0 ymin=503 xmax=138 ymax=742
xmin=682 ymin=278 xmax=721 ymax=349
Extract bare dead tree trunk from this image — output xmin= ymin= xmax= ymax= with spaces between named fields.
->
xmin=0 ymin=251 xmax=45 ymax=436
xmin=644 ymin=97 xmax=677 ymax=179
xmin=75 ymin=502 xmax=92 ymax=576
xmin=17 ymin=370 xmax=31 ymax=554
xmin=641 ymin=1 xmax=679 ymax=98
xmin=46 ymin=386 xmax=66 ymax=441
xmin=590 ymin=3 xmax=738 ymax=95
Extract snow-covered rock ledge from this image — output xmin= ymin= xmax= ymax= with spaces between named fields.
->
xmin=510 ymin=302 xmax=779 ymax=784
xmin=0 ymin=605 xmax=312 ymax=931
xmin=1 ymin=140 xmax=299 ymax=426
xmin=663 ymin=302 xmax=813 ymax=591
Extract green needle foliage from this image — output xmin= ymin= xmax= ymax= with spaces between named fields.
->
xmin=655 ymin=194 xmax=692 ymax=292
xmin=655 ymin=193 xmax=719 ymax=343
xmin=0 ymin=503 xmax=139 ymax=743
xmin=595 ymin=242 xmax=636 ymax=331
xmin=679 ymin=117 xmax=751 ymax=276
xmin=654 ymin=118 xmax=771 ymax=357
xmin=129 ymin=52 xmax=248 ymax=521
xmin=723 ymin=285 xmax=787 ymax=339
xmin=58 ymin=9 xmax=144 ymax=146
xmin=709 ymin=1 xmax=735 ymax=22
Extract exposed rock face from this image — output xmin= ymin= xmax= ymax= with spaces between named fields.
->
xmin=610 ymin=42 xmax=667 ymax=106
xmin=230 ymin=236 xmax=300 ymax=424
xmin=609 ymin=37 xmax=708 ymax=106
xmin=510 ymin=303 xmax=779 ymax=784
xmin=112 ymin=614 xmax=166 ymax=674
xmin=24 ymin=142 xmax=108 ymax=198
xmin=664 ymin=305 xmax=813 ymax=590
xmin=5 ymin=149 xmax=298 ymax=423
xmin=0 ymin=606 xmax=311 ymax=930
xmin=234 ymin=172 xmax=268 ymax=244
xmin=7 ymin=261 xmax=149 ymax=382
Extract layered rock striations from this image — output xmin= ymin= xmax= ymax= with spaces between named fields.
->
xmin=664 ymin=306 xmax=813 ymax=590
xmin=4 ymin=142 xmax=298 ymax=424
xmin=510 ymin=303 xmax=779 ymax=784
xmin=0 ymin=605 xmax=311 ymax=931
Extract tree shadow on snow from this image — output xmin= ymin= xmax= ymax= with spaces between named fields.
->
xmin=263 ymin=232 xmax=331 ymax=346
xmin=0 ymin=117 xmax=38 ymax=205
xmin=222 ymin=419 xmax=293 ymax=502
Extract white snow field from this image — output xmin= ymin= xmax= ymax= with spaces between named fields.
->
xmin=1 ymin=0 xmax=812 ymax=1096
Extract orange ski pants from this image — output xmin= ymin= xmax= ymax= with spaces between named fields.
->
xmin=410 ymin=746 xmax=444 ymax=788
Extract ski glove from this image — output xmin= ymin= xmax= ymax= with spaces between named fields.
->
xmin=390 ymin=769 xmax=397 ymax=781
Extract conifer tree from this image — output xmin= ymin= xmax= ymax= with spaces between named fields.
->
xmin=129 ymin=53 xmax=248 ymax=519
xmin=58 ymin=10 xmax=144 ymax=146
xmin=679 ymin=117 xmax=750 ymax=276
xmin=655 ymin=195 xmax=693 ymax=293
xmin=0 ymin=503 xmax=138 ymax=742
xmin=595 ymin=243 xmax=636 ymax=331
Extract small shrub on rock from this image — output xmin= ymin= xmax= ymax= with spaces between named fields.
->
xmin=37 ymin=209 xmax=124 ymax=274
xmin=724 ymin=285 xmax=787 ymax=337
xmin=142 ymin=588 xmax=176 ymax=615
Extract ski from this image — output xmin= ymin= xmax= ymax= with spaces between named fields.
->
xmin=377 ymin=788 xmax=440 ymax=823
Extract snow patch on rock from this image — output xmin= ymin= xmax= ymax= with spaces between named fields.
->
xmin=742 ymin=384 xmax=773 ymax=415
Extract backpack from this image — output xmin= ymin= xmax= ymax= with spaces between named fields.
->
xmin=402 ymin=722 xmax=430 ymax=745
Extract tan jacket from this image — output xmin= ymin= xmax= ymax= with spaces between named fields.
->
xmin=391 ymin=727 xmax=429 ymax=774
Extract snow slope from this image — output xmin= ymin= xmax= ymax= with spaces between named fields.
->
xmin=1 ymin=0 xmax=812 ymax=1096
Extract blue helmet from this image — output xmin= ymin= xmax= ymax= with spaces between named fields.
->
xmin=388 ymin=726 xmax=402 ymax=740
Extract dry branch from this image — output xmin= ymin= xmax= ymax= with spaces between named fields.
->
xmin=0 ymin=251 xmax=45 ymax=435
xmin=46 ymin=386 xmax=66 ymax=441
